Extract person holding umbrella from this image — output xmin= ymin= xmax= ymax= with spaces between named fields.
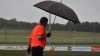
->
xmin=27 ymin=0 xmax=80 ymax=56
xmin=27 ymin=17 xmax=51 ymax=56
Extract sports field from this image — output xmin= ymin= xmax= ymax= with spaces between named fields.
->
xmin=0 ymin=30 xmax=100 ymax=44
xmin=0 ymin=50 xmax=100 ymax=56
xmin=0 ymin=30 xmax=100 ymax=56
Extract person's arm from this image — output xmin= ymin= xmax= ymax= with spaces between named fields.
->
xmin=27 ymin=37 xmax=31 ymax=55
xmin=28 ymin=37 xmax=31 ymax=47
xmin=38 ymin=31 xmax=51 ymax=39
xmin=27 ymin=30 xmax=33 ymax=55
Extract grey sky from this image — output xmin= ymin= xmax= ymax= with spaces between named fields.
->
xmin=0 ymin=0 xmax=100 ymax=24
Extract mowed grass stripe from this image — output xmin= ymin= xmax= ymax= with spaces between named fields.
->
xmin=0 ymin=30 xmax=100 ymax=44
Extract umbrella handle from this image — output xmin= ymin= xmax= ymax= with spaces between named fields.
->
xmin=48 ymin=15 xmax=56 ymax=32
xmin=48 ymin=13 xmax=52 ymax=32
xmin=47 ymin=14 xmax=57 ymax=50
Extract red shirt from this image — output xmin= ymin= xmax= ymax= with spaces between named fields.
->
xmin=29 ymin=24 xmax=46 ymax=48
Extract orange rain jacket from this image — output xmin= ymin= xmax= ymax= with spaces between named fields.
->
xmin=29 ymin=24 xmax=46 ymax=48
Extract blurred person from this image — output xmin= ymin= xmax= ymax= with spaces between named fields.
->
xmin=27 ymin=17 xmax=51 ymax=56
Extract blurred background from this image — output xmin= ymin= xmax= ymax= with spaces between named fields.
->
xmin=0 ymin=0 xmax=100 ymax=56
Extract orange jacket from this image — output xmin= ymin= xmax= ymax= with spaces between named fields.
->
xmin=29 ymin=24 xmax=46 ymax=48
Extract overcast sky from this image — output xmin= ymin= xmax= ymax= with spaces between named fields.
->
xmin=0 ymin=0 xmax=100 ymax=24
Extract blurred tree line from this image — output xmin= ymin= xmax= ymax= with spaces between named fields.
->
xmin=0 ymin=17 xmax=100 ymax=32
xmin=0 ymin=18 xmax=36 ymax=30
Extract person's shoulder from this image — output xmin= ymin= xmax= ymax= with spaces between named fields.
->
xmin=35 ymin=24 xmax=44 ymax=29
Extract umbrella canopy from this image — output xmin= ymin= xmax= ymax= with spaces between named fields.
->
xmin=34 ymin=1 xmax=80 ymax=24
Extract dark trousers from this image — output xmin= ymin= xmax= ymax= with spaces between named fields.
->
xmin=32 ymin=46 xmax=43 ymax=56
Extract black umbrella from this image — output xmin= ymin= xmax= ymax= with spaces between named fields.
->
xmin=34 ymin=1 xmax=80 ymax=24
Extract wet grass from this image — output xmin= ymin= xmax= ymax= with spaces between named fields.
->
xmin=0 ymin=30 xmax=100 ymax=44
xmin=0 ymin=50 xmax=100 ymax=56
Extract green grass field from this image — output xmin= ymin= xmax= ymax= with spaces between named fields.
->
xmin=0 ymin=30 xmax=100 ymax=56
xmin=0 ymin=50 xmax=100 ymax=56
xmin=0 ymin=30 xmax=100 ymax=44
